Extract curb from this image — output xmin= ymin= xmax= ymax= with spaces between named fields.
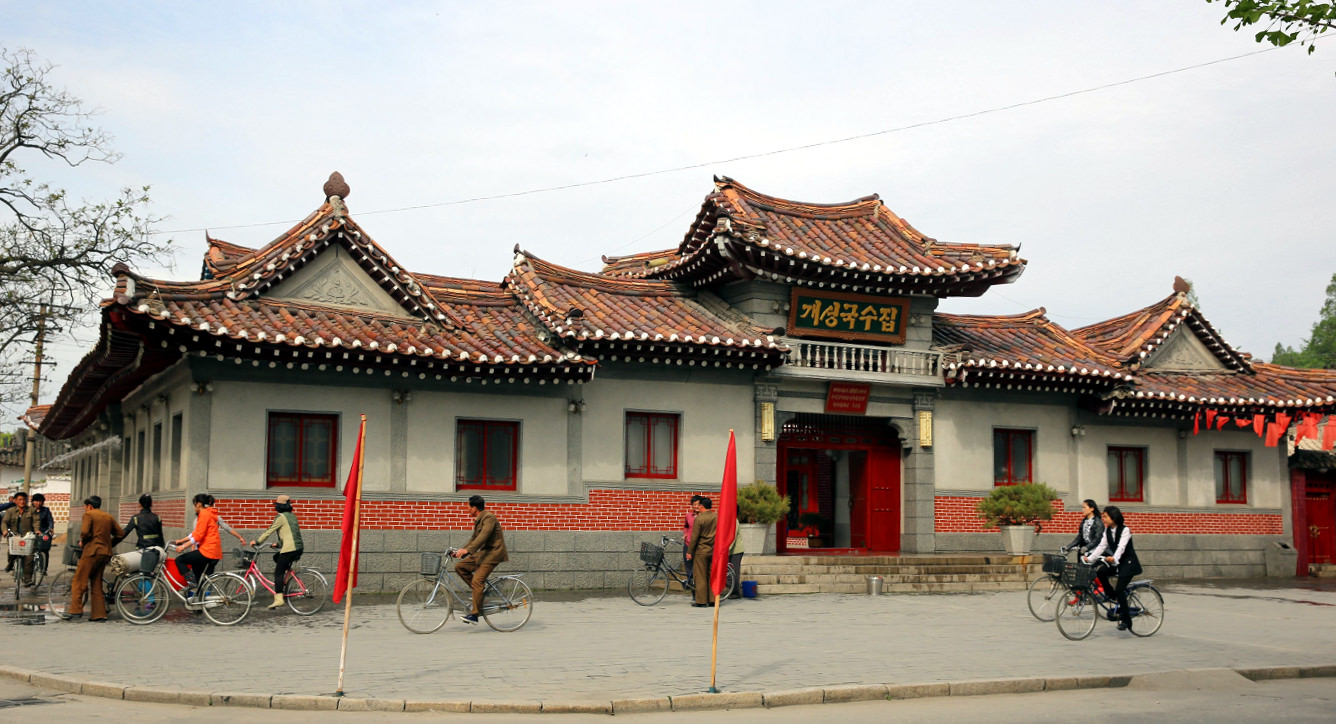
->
xmin=0 ymin=664 xmax=1332 ymax=714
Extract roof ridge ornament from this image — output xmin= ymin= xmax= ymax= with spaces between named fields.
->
xmin=324 ymin=171 xmax=350 ymax=217
xmin=1173 ymin=275 xmax=1192 ymax=299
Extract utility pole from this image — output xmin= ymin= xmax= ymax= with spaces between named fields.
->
xmin=21 ymin=304 xmax=48 ymax=494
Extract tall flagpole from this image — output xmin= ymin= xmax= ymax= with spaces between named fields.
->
xmin=708 ymin=428 xmax=737 ymax=694
xmin=336 ymin=414 xmax=367 ymax=697
xmin=710 ymin=585 xmax=722 ymax=692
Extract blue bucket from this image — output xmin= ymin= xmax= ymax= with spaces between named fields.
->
xmin=741 ymin=580 xmax=758 ymax=598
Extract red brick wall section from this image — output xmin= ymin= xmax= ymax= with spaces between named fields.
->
xmin=117 ymin=499 xmax=187 ymax=528
xmin=934 ymin=496 xmax=1283 ymax=535
xmin=45 ymin=492 xmax=70 ymax=526
xmin=211 ymin=489 xmax=712 ymax=531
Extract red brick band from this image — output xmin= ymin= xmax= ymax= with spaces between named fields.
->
xmin=934 ymin=496 xmax=1283 ymax=535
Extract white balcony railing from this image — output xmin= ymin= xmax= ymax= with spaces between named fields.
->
xmin=780 ymin=338 xmax=943 ymax=380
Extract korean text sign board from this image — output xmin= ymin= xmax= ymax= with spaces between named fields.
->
xmin=825 ymin=383 xmax=871 ymax=414
xmin=788 ymin=289 xmax=910 ymax=344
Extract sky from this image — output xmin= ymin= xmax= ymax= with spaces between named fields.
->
xmin=4 ymin=1 xmax=1336 ymax=422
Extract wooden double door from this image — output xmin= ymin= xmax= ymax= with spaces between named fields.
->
xmin=1308 ymin=478 xmax=1336 ymax=566
xmin=778 ymin=423 xmax=901 ymax=553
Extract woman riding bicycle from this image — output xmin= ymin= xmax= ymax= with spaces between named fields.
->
xmin=1062 ymin=499 xmax=1102 ymax=556
xmin=1082 ymin=505 xmax=1142 ymax=632
xmin=174 ymin=493 xmax=223 ymax=600
xmin=248 ymin=494 xmax=305 ymax=610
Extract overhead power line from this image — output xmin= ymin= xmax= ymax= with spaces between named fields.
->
xmin=158 ymin=44 xmax=1287 ymax=237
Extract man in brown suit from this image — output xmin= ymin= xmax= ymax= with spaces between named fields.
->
xmin=687 ymin=496 xmax=717 ymax=606
xmin=67 ymin=495 xmax=124 ymax=622
xmin=452 ymin=495 xmax=508 ymax=625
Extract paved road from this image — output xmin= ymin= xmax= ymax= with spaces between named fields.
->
xmin=2 ymin=577 xmax=1334 ymax=704
xmin=2 ymin=670 xmax=1334 ymax=722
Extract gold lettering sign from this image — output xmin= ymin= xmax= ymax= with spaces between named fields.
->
xmin=788 ymin=289 xmax=910 ymax=344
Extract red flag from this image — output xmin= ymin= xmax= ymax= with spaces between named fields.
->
xmin=1194 ymin=410 xmax=1201 ymax=435
xmin=711 ymin=430 xmax=738 ymax=598
xmin=1296 ymin=415 xmax=1320 ymax=444
xmin=333 ymin=416 xmax=367 ymax=603
xmin=1216 ymin=415 xmax=1230 ymax=430
xmin=1253 ymin=414 xmax=1265 ymax=436
xmin=1323 ymin=417 xmax=1336 ymax=451
xmin=1265 ymin=421 xmax=1284 ymax=447
xmin=1205 ymin=410 xmax=1217 ymax=429
xmin=1276 ymin=412 xmax=1292 ymax=430
xmin=1234 ymin=418 xmax=1251 ymax=429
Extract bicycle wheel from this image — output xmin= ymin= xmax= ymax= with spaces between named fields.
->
xmin=628 ymin=567 xmax=669 ymax=606
xmin=47 ymin=569 xmax=76 ymax=618
xmin=482 ymin=576 xmax=533 ymax=632
xmin=285 ymin=569 xmax=328 ymax=615
xmin=1054 ymin=590 xmax=1098 ymax=640
xmin=397 ymin=578 xmax=452 ymax=634
xmin=32 ymin=551 xmax=46 ymax=588
xmin=200 ymin=573 xmax=252 ymax=626
xmin=12 ymin=557 xmax=24 ymax=599
xmin=1027 ymin=574 xmax=1062 ymax=622
xmin=1128 ymin=586 xmax=1164 ymax=637
xmin=115 ymin=573 xmax=170 ymax=624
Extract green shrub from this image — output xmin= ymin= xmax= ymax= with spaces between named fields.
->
xmin=975 ymin=483 xmax=1060 ymax=532
xmin=737 ymin=481 xmax=790 ymax=525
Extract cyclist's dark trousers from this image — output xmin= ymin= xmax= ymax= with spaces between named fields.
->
xmin=273 ymin=549 xmax=303 ymax=591
xmin=177 ymin=551 xmax=219 ymax=596
xmin=8 ymin=554 xmax=34 ymax=585
xmin=1095 ymin=566 xmax=1134 ymax=626
xmin=69 ymin=553 xmax=111 ymax=619
xmin=455 ymin=559 xmax=496 ymax=615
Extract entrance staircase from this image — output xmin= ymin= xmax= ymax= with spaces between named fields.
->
xmin=742 ymin=554 xmax=1032 ymax=594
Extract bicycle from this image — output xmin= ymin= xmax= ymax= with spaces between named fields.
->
xmin=8 ymin=533 xmax=38 ymax=599
xmin=1053 ymin=560 xmax=1164 ymax=640
xmin=113 ymin=545 xmax=255 ymax=626
xmin=396 ymin=548 xmax=533 ymax=633
xmin=47 ymin=545 xmax=120 ymax=619
xmin=230 ymin=546 xmax=328 ymax=615
xmin=628 ymin=536 xmax=736 ymax=606
xmin=1027 ymin=548 xmax=1106 ymax=622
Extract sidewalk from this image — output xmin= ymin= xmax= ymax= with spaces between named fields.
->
xmin=2 ymin=579 xmax=1334 ymax=713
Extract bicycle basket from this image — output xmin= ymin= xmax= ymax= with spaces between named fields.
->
xmin=1042 ymin=553 xmax=1067 ymax=575
xmin=639 ymin=542 xmax=664 ymax=567
xmin=6 ymin=535 xmax=34 ymax=556
xmin=140 ymin=547 xmax=162 ymax=574
xmin=420 ymin=552 xmax=442 ymax=577
xmin=1060 ymin=562 xmax=1095 ymax=589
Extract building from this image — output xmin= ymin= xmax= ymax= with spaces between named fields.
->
xmin=34 ymin=174 xmax=1336 ymax=589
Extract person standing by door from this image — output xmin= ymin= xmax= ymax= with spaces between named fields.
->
xmin=686 ymin=497 xmax=717 ymax=607
xmin=67 ymin=496 xmax=124 ymax=622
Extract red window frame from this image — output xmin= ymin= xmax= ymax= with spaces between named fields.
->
xmin=266 ymin=413 xmax=339 ymax=488
xmin=1107 ymin=447 xmax=1145 ymax=502
xmin=456 ymin=419 xmax=519 ymax=491
xmin=625 ymin=412 xmax=679 ymax=479
xmin=1215 ymin=450 xmax=1248 ymax=504
xmin=993 ymin=429 xmax=1033 ymax=486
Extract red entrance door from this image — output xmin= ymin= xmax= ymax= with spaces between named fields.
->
xmin=867 ymin=446 xmax=901 ymax=552
xmin=1308 ymin=484 xmax=1335 ymax=565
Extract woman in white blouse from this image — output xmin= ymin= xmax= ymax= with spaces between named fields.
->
xmin=1083 ymin=505 xmax=1143 ymax=632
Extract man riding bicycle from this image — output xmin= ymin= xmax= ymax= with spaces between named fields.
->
xmin=452 ymin=495 xmax=508 ymax=625
xmin=1 ymin=492 xmax=39 ymax=585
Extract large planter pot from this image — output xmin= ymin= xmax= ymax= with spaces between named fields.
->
xmin=738 ymin=523 xmax=771 ymax=556
xmin=1001 ymin=525 xmax=1036 ymax=556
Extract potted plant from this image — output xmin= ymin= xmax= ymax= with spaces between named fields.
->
xmin=798 ymin=512 xmax=829 ymax=548
xmin=737 ymin=481 xmax=790 ymax=555
xmin=974 ymin=483 xmax=1060 ymax=556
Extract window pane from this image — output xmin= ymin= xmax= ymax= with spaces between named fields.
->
xmin=993 ymin=431 xmax=1008 ymax=483
xmin=1011 ymin=433 xmax=1031 ymax=483
xmin=1214 ymin=453 xmax=1226 ymax=500
xmin=1228 ymin=455 xmax=1245 ymax=500
xmin=650 ymin=417 xmax=675 ymax=474
xmin=625 ymin=415 xmax=646 ymax=473
xmin=457 ymin=425 xmax=482 ymax=483
xmin=302 ymin=420 xmax=332 ymax=481
xmin=486 ymin=424 xmax=515 ymax=485
xmin=1123 ymin=452 xmax=1141 ymax=500
xmin=152 ymin=423 xmax=163 ymax=489
xmin=270 ymin=419 xmax=298 ymax=480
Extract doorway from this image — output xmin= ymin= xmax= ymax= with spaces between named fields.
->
xmin=1307 ymin=476 xmax=1335 ymax=566
xmin=777 ymin=414 xmax=901 ymax=553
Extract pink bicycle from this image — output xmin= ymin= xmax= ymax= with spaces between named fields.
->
xmin=231 ymin=546 xmax=328 ymax=615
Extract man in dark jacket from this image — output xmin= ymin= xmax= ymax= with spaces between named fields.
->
xmin=115 ymin=494 xmax=165 ymax=550
xmin=686 ymin=496 xmax=717 ymax=607
xmin=452 ymin=495 xmax=508 ymax=625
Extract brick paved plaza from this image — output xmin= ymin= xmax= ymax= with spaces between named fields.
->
xmin=2 ymin=577 xmax=1334 ymax=710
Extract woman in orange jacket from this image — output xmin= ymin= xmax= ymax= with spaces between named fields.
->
xmin=174 ymin=493 xmax=224 ymax=598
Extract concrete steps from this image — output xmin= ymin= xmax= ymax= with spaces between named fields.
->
xmin=740 ymin=554 xmax=1032 ymax=595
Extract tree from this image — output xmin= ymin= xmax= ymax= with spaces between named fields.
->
xmin=1271 ymin=271 xmax=1336 ymax=368
xmin=0 ymin=48 xmax=170 ymax=408
xmin=1208 ymin=1 xmax=1336 ymax=54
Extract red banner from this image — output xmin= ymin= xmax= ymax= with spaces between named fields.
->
xmin=825 ymin=382 xmax=871 ymax=414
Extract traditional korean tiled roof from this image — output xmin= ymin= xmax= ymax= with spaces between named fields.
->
xmin=1115 ymin=365 xmax=1336 ymax=415
xmin=1072 ymin=279 xmax=1251 ymax=372
xmin=507 ymin=249 xmax=788 ymax=367
xmin=603 ymin=177 xmax=1025 ymax=297
xmin=934 ymin=309 xmax=1130 ymax=390
xmin=20 ymin=405 xmax=49 ymax=431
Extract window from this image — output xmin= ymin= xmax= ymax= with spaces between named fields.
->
xmin=993 ymin=429 xmax=1033 ymax=485
xmin=1215 ymin=451 xmax=1248 ymax=504
xmin=171 ymin=413 xmax=183 ymax=489
xmin=1107 ymin=447 xmax=1145 ymax=502
xmin=152 ymin=422 xmax=163 ymax=490
xmin=625 ymin=412 xmax=679 ymax=479
xmin=136 ymin=430 xmax=146 ymax=493
xmin=456 ymin=419 xmax=519 ymax=490
xmin=266 ymin=413 xmax=338 ymax=487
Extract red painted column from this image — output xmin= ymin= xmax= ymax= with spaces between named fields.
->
xmin=1291 ymin=468 xmax=1308 ymax=576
